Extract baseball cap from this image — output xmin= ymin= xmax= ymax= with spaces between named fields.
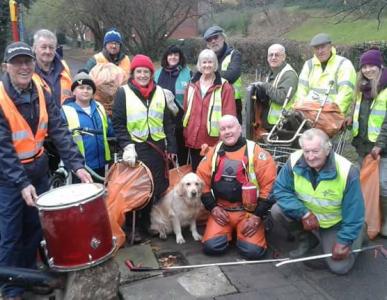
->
xmin=4 ymin=41 xmax=34 ymax=63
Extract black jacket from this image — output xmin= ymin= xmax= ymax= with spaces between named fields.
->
xmin=0 ymin=74 xmax=85 ymax=191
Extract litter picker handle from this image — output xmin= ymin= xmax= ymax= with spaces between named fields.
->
xmin=314 ymin=80 xmax=335 ymax=125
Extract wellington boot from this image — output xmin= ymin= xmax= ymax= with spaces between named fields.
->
xmin=380 ymin=197 xmax=387 ymax=237
xmin=289 ymin=232 xmax=319 ymax=258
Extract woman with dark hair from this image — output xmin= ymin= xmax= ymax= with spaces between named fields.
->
xmin=155 ymin=45 xmax=191 ymax=165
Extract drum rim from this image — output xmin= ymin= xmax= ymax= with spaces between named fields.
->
xmin=36 ymin=183 xmax=105 ymax=210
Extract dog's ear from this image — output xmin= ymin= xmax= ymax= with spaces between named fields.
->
xmin=177 ymin=179 xmax=186 ymax=197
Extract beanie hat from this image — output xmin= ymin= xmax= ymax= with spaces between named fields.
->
xmin=71 ymin=72 xmax=96 ymax=94
xmin=130 ymin=54 xmax=155 ymax=74
xmin=360 ymin=49 xmax=383 ymax=68
xmin=103 ymin=29 xmax=122 ymax=46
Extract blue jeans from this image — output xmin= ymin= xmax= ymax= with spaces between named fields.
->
xmin=0 ymin=176 xmax=48 ymax=298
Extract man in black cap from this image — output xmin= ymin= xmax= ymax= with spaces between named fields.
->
xmin=203 ymin=25 xmax=243 ymax=124
xmin=294 ymin=32 xmax=356 ymax=116
xmin=0 ymin=41 xmax=92 ymax=300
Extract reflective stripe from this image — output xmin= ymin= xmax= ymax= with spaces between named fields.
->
xmin=337 ymin=80 xmax=354 ymax=89
xmin=311 ymin=87 xmax=338 ymax=95
xmin=315 ymin=212 xmax=342 ymax=222
xmin=148 ymin=110 xmax=164 ymax=119
xmin=296 ymin=193 xmax=342 ymax=208
xmin=12 ymin=131 xmax=29 ymax=140
xmin=127 ymin=111 xmax=147 ymax=122
xmin=182 ymin=85 xmax=196 ymax=127
xmin=298 ymin=79 xmax=309 ymax=86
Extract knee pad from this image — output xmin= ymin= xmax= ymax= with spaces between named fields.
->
xmin=203 ymin=235 xmax=228 ymax=255
xmin=236 ymin=240 xmax=266 ymax=260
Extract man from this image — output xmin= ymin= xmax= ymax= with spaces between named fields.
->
xmin=0 ymin=42 xmax=92 ymax=300
xmin=294 ymin=33 xmax=356 ymax=116
xmin=204 ymin=26 xmax=243 ymax=124
xmin=252 ymin=44 xmax=298 ymax=130
xmin=33 ymin=29 xmax=73 ymax=106
xmin=84 ymin=28 xmax=131 ymax=77
xmin=196 ymin=115 xmax=276 ymax=259
xmin=271 ymin=128 xmax=365 ymax=275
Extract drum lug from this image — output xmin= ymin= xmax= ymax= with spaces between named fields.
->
xmin=79 ymin=204 xmax=84 ymax=213
xmin=90 ymin=237 xmax=101 ymax=249
xmin=88 ymin=254 xmax=93 ymax=262
xmin=40 ymin=239 xmax=53 ymax=267
xmin=48 ymin=257 xmax=55 ymax=268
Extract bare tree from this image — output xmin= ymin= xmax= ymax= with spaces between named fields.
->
xmin=332 ymin=0 xmax=387 ymax=29
xmin=62 ymin=0 xmax=205 ymax=57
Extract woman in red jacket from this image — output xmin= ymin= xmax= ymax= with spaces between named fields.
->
xmin=183 ymin=49 xmax=236 ymax=171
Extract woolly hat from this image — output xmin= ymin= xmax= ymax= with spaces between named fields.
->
xmin=130 ymin=54 xmax=155 ymax=74
xmin=360 ymin=49 xmax=383 ymax=68
xmin=103 ymin=29 xmax=122 ymax=46
xmin=71 ymin=72 xmax=96 ymax=94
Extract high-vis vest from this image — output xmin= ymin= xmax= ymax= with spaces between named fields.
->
xmin=297 ymin=47 xmax=356 ymax=114
xmin=62 ymin=102 xmax=111 ymax=161
xmin=290 ymin=150 xmax=351 ymax=228
xmin=154 ymin=66 xmax=191 ymax=106
xmin=266 ymin=63 xmax=297 ymax=125
xmin=211 ymin=140 xmax=259 ymax=189
xmin=95 ymin=52 xmax=131 ymax=74
xmin=124 ymin=85 xmax=166 ymax=142
xmin=183 ymin=78 xmax=227 ymax=137
xmin=0 ymin=79 xmax=48 ymax=164
xmin=352 ymin=88 xmax=387 ymax=142
xmin=221 ymin=50 xmax=242 ymax=100
xmin=32 ymin=60 xmax=72 ymax=105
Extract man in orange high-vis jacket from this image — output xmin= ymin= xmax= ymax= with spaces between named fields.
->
xmin=84 ymin=28 xmax=131 ymax=78
xmin=0 ymin=42 xmax=92 ymax=300
xmin=33 ymin=29 xmax=73 ymax=106
xmin=197 ymin=115 xmax=277 ymax=260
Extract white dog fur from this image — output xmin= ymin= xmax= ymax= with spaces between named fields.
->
xmin=150 ymin=172 xmax=204 ymax=244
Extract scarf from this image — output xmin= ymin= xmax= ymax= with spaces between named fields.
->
xmin=130 ymin=78 xmax=155 ymax=99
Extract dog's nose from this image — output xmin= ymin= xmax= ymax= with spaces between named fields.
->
xmin=191 ymin=191 xmax=197 ymax=197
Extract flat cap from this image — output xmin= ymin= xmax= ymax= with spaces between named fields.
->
xmin=4 ymin=41 xmax=34 ymax=62
xmin=203 ymin=25 xmax=224 ymax=41
xmin=310 ymin=33 xmax=332 ymax=47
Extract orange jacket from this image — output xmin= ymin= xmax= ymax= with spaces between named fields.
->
xmin=33 ymin=59 xmax=72 ymax=105
xmin=0 ymin=78 xmax=48 ymax=164
xmin=197 ymin=141 xmax=277 ymax=201
xmin=94 ymin=52 xmax=131 ymax=75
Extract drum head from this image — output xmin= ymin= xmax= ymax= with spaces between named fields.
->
xmin=37 ymin=183 xmax=105 ymax=209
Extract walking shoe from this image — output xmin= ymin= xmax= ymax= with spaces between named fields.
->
xmin=289 ymin=232 xmax=319 ymax=258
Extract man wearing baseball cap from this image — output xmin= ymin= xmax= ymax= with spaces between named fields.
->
xmin=84 ymin=28 xmax=131 ymax=77
xmin=203 ymin=25 xmax=243 ymax=124
xmin=0 ymin=41 xmax=92 ymax=300
xmin=294 ymin=33 xmax=356 ymax=116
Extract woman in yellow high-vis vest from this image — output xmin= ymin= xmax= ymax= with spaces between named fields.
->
xmin=112 ymin=55 xmax=177 ymax=242
xmin=352 ymin=49 xmax=387 ymax=237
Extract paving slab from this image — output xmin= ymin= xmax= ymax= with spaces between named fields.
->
xmin=114 ymin=244 xmax=161 ymax=284
xmin=177 ymin=266 xmax=237 ymax=298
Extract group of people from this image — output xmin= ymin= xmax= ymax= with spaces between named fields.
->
xmin=0 ymin=24 xmax=386 ymax=299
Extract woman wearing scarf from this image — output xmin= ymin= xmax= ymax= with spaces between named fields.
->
xmin=112 ymin=54 xmax=177 ymax=241
xmin=154 ymin=45 xmax=191 ymax=165
xmin=352 ymin=49 xmax=387 ymax=237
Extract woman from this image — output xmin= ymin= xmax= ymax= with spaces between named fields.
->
xmin=183 ymin=49 xmax=236 ymax=171
xmin=155 ymin=45 xmax=191 ymax=165
xmin=112 ymin=54 xmax=177 ymax=240
xmin=61 ymin=72 xmax=114 ymax=181
xmin=352 ymin=49 xmax=387 ymax=237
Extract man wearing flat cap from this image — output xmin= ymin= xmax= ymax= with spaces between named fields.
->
xmin=0 ymin=42 xmax=92 ymax=300
xmin=294 ymin=33 xmax=356 ymax=116
xmin=204 ymin=25 xmax=243 ymax=124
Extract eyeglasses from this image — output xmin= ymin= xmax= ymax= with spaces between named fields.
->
xmin=268 ymin=52 xmax=283 ymax=58
xmin=206 ymin=35 xmax=219 ymax=43
xmin=8 ymin=58 xmax=34 ymax=67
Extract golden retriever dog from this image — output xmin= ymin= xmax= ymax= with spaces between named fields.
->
xmin=150 ymin=172 xmax=204 ymax=244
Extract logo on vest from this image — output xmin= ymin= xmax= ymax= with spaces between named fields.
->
xmin=258 ymin=151 xmax=267 ymax=160
xmin=322 ymin=189 xmax=337 ymax=198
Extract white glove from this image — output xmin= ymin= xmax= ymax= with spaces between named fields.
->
xmin=163 ymin=89 xmax=179 ymax=116
xmin=123 ymin=144 xmax=137 ymax=167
